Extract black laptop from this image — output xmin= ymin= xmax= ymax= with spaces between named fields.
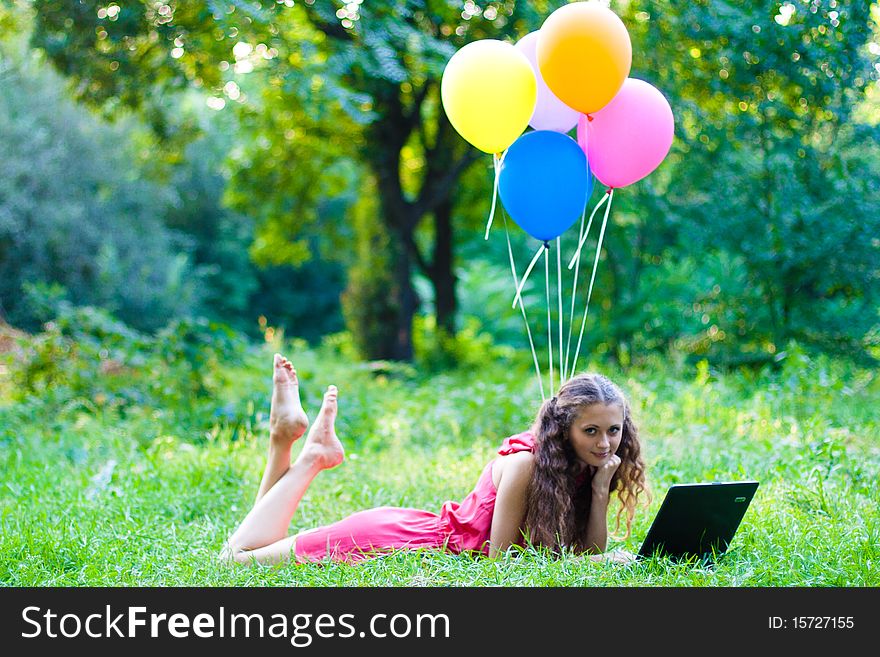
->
xmin=636 ymin=481 xmax=759 ymax=562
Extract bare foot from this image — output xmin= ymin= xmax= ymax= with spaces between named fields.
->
xmin=269 ymin=353 xmax=309 ymax=446
xmin=299 ymin=385 xmax=344 ymax=470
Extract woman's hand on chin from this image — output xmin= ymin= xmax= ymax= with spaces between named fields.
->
xmin=591 ymin=454 xmax=622 ymax=493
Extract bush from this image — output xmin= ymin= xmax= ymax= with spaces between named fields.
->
xmin=6 ymin=304 xmax=246 ymax=426
xmin=413 ymin=315 xmax=518 ymax=374
xmin=0 ymin=47 xmax=200 ymax=333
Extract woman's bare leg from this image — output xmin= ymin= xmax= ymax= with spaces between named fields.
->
xmin=222 ymin=384 xmax=344 ymax=565
xmin=255 ymin=354 xmax=309 ymax=504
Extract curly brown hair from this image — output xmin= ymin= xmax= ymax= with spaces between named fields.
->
xmin=523 ymin=372 xmax=650 ymax=553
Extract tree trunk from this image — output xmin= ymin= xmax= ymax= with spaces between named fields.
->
xmin=366 ymin=86 xmax=419 ymax=361
xmin=420 ymin=110 xmax=471 ymax=338
xmin=431 ymin=197 xmax=457 ymax=335
xmin=388 ymin=225 xmax=418 ymax=361
xmin=355 ymin=81 xmax=479 ymax=361
xmin=371 ymin=164 xmax=419 ymax=361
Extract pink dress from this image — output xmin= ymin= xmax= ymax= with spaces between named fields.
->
xmin=293 ymin=431 xmax=537 ymax=563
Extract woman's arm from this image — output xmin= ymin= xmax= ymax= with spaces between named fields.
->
xmin=582 ymin=487 xmax=610 ymax=553
xmin=581 ymin=454 xmax=621 ymax=554
xmin=487 ymin=453 xmax=534 ymax=558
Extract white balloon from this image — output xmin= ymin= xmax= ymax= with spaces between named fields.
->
xmin=515 ymin=31 xmax=580 ymax=133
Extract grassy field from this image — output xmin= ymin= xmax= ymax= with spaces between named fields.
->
xmin=1 ymin=335 xmax=878 ymax=586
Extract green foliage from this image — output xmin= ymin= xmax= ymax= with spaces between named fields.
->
xmin=447 ymin=245 xmax=544 ymax=348
xmin=618 ymin=0 xmax=880 ymax=362
xmin=6 ymin=304 xmax=246 ymax=430
xmin=157 ymin=114 xmax=349 ymax=341
xmin=1 ymin=10 xmax=346 ymax=341
xmin=8 ymin=303 xmax=146 ymax=403
xmin=160 ymin=125 xmax=260 ymax=328
xmin=7 ymin=0 xmax=880 ymax=367
xmin=450 ymin=1 xmax=880 ymax=367
xmin=24 ymin=0 xmax=575 ymax=360
xmin=412 ymin=314 xmax=515 ymax=373
xmin=153 ymin=316 xmax=246 ymax=401
xmin=340 ymin=186 xmax=400 ymax=360
xmin=0 ymin=37 xmax=199 ymax=331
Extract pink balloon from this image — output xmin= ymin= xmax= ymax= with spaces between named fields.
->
xmin=515 ymin=31 xmax=579 ymax=133
xmin=587 ymin=78 xmax=674 ymax=188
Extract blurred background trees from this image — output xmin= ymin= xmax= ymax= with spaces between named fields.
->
xmin=1 ymin=0 xmax=878 ymax=368
xmin=621 ymin=0 xmax=880 ymax=365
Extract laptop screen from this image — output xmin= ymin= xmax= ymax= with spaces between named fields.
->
xmin=637 ymin=481 xmax=759 ymax=561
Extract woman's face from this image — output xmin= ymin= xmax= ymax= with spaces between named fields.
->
xmin=567 ymin=403 xmax=624 ymax=469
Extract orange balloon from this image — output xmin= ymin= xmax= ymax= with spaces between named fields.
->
xmin=537 ymin=2 xmax=632 ymax=115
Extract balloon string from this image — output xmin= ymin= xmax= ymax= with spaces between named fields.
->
xmin=577 ymin=113 xmax=588 ymax=154
xmin=556 ymin=236 xmax=564 ymax=383
xmin=564 ymin=202 xmax=588 ymax=381
xmin=571 ymin=189 xmax=614 ymax=376
xmin=568 ymin=190 xmax=609 ymax=269
xmin=544 ymin=243 xmax=554 ymax=396
xmin=511 ymin=243 xmax=545 ymax=309
xmin=503 ymin=211 xmax=545 ymax=401
xmin=484 ymin=151 xmax=504 ymax=240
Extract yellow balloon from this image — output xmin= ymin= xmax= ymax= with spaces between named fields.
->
xmin=441 ymin=39 xmax=537 ymax=154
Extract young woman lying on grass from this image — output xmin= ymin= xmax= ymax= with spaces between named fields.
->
xmin=221 ymin=354 xmax=650 ymax=566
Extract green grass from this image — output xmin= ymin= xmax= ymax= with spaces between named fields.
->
xmin=1 ymin=340 xmax=877 ymax=586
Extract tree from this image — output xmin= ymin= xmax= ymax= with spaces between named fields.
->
xmin=0 ymin=29 xmax=199 ymax=331
xmin=27 ymin=0 xmax=567 ymax=360
xmin=613 ymin=0 xmax=880 ymax=363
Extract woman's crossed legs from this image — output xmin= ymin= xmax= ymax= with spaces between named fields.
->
xmin=220 ymin=354 xmax=344 ymax=566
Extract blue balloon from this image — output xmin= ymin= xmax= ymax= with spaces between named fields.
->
xmin=498 ymin=130 xmax=592 ymax=242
